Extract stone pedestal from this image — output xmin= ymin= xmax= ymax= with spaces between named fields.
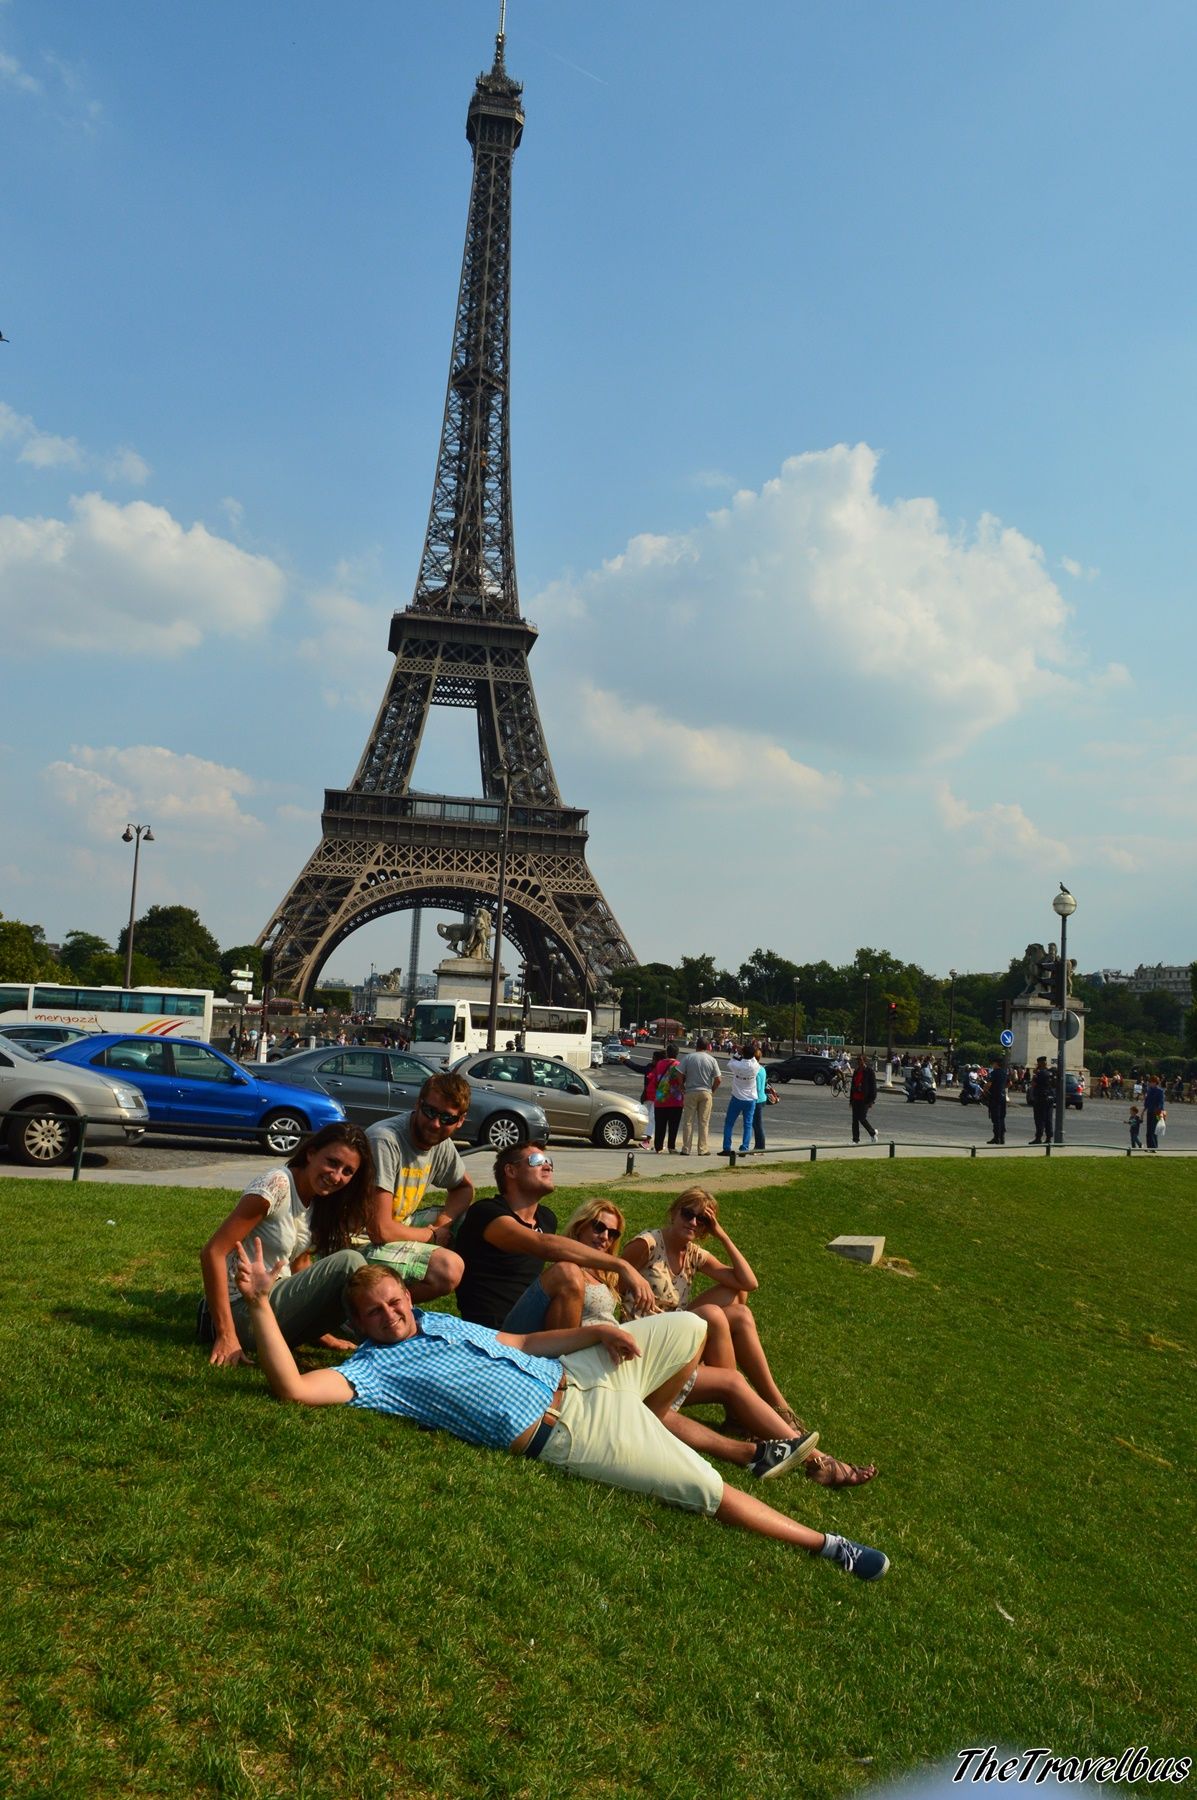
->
xmin=436 ymin=956 xmax=504 ymax=1003
xmin=1011 ymin=996 xmax=1085 ymax=1072
xmin=827 ymin=1236 xmax=885 ymax=1266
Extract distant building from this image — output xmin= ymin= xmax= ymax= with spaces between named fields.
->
xmin=1092 ymin=964 xmax=1193 ymax=1001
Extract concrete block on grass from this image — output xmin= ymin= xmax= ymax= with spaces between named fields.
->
xmin=827 ymin=1235 xmax=885 ymax=1265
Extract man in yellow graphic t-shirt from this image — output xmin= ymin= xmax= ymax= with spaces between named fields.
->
xmin=365 ymin=1073 xmax=474 ymax=1302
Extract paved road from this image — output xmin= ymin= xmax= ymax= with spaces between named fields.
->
xmin=5 ymin=1056 xmax=1189 ymax=1187
xmin=592 ymin=1060 xmax=1196 ymax=1151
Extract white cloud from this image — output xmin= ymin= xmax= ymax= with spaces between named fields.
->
xmin=577 ymin=683 xmax=840 ymax=804
xmin=19 ymin=430 xmax=83 ymax=469
xmin=43 ymin=745 xmax=262 ymax=848
xmin=0 ymin=492 xmax=285 ymax=654
xmin=536 ymin=444 xmax=1114 ymax=764
xmin=296 ymin=583 xmax=387 ymax=709
xmin=935 ymin=781 xmax=1071 ymax=863
xmin=106 ymin=446 xmax=150 ymax=485
xmin=1060 ymin=555 xmax=1099 ymax=581
xmin=0 ymin=49 xmax=40 ymax=94
xmin=221 ymin=496 xmax=245 ymax=529
xmin=0 ymin=401 xmax=150 ymax=483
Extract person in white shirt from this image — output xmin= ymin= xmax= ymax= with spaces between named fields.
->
xmin=721 ymin=1045 xmax=760 ymax=1156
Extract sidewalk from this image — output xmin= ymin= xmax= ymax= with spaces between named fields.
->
xmin=9 ymin=1133 xmax=1173 ymax=1190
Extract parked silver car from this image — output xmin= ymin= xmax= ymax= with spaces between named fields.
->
xmin=451 ymin=1051 xmax=648 ymax=1148
xmin=0 ymin=1023 xmax=93 ymax=1053
xmin=265 ymin=1044 xmax=549 ymax=1152
xmin=0 ymin=1035 xmax=149 ymax=1166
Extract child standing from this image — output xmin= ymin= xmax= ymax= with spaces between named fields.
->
xmin=1127 ymin=1105 xmax=1142 ymax=1150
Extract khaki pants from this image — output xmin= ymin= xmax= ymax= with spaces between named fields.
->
xmin=681 ymin=1089 xmax=714 ymax=1153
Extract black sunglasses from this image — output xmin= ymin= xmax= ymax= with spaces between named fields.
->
xmin=680 ymin=1206 xmax=711 ymax=1227
xmin=419 ymin=1101 xmax=465 ymax=1127
xmin=587 ymin=1220 xmax=619 ymax=1239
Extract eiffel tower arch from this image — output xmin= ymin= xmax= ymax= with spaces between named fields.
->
xmin=259 ymin=24 xmax=635 ymax=1007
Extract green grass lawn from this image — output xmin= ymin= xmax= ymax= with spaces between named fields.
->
xmin=1 ymin=1160 xmax=1193 ymax=1799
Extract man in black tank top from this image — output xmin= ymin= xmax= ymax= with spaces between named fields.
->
xmin=455 ymin=1146 xmax=656 ymax=1329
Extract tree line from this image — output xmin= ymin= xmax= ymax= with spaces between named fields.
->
xmin=2 ymin=908 xmax=1193 ymax=1068
xmin=610 ymin=946 xmax=1197 ymax=1071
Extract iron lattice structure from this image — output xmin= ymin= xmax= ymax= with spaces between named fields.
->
xmin=260 ymin=29 xmax=635 ymax=1005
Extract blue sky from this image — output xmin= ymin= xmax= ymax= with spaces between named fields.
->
xmin=2 ymin=0 xmax=1194 ymax=986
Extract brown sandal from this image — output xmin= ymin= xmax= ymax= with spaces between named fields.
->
xmin=777 ymin=1406 xmax=807 ymax=1434
xmin=804 ymin=1452 xmax=878 ymax=1487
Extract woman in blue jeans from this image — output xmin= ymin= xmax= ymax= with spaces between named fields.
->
xmin=722 ymin=1045 xmax=759 ymax=1154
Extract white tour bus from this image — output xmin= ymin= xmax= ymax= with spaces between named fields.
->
xmin=411 ymin=999 xmax=592 ymax=1070
xmin=0 ymin=981 xmax=215 ymax=1041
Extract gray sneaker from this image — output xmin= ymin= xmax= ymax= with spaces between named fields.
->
xmin=821 ymin=1533 xmax=890 ymax=1580
xmin=750 ymin=1430 xmax=820 ymax=1480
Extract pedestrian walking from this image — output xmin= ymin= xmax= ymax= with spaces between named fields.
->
xmin=849 ymin=1053 xmax=879 ymax=1144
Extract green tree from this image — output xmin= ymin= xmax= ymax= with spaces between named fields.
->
xmin=737 ymin=948 xmax=802 ymax=1008
xmin=0 ymin=915 xmax=65 ymax=981
xmin=118 ymin=906 xmax=222 ymax=990
xmin=220 ymin=945 xmax=264 ymax=988
xmin=59 ymin=930 xmax=114 ymax=981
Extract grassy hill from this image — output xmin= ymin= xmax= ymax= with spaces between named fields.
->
xmin=0 ymin=1160 xmax=1192 ymax=1798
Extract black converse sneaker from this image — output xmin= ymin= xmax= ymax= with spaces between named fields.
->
xmin=749 ymin=1430 xmax=819 ymax=1480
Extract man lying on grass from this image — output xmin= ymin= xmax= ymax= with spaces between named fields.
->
xmin=233 ymin=1242 xmax=890 ymax=1582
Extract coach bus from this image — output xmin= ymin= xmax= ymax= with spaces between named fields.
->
xmin=0 ymin=981 xmax=214 ymax=1041
xmin=410 ymin=999 xmax=592 ymax=1070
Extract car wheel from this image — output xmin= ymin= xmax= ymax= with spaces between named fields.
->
xmin=8 ymin=1106 xmax=78 ymax=1167
xmin=483 ymin=1111 xmax=527 ymax=1152
xmin=813 ymin=1072 xmax=829 ymax=1087
xmin=592 ymin=1113 xmax=633 ymax=1149
xmin=927 ymin=1092 xmax=937 ymax=1103
xmin=262 ymin=1109 xmax=308 ymax=1155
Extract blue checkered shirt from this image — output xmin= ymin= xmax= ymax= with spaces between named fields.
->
xmin=339 ymin=1311 xmax=562 ymax=1450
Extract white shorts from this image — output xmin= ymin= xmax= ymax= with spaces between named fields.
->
xmin=539 ymin=1312 xmax=723 ymax=1515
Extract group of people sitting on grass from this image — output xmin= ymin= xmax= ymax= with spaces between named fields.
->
xmin=198 ymin=1072 xmax=889 ymax=1582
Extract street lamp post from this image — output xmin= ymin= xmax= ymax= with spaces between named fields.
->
xmin=1052 ymin=885 xmax=1077 ymax=1145
xmin=121 ymin=824 xmax=154 ymax=986
xmin=947 ymin=969 xmax=958 ymax=1077
xmin=791 ymin=980 xmax=799 ymax=1055
xmin=862 ymin=972 xmax=871 ymax=1059
xmin=486 ymin=764 xmax=522 ymax=1052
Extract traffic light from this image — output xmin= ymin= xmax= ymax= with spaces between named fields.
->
xmin=887 ymin=1002 xmax=897 ymax=1019
xmin=260 ymin=945 xmax=275 ymax=988
xmin=1000 ymin=998 xmax=1013 ymax=1028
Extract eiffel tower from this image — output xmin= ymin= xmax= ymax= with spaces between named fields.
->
xmin=259 ymin=17 xmax=634 ymax=1006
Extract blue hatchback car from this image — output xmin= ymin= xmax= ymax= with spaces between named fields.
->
xmin=45 ymin=1034 xmax=345 ymax=1154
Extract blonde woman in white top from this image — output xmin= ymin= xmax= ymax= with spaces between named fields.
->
xmin=624 ymin=1188 xmax=877 ymax=1487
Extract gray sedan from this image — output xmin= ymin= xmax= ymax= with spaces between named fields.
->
xmin=0 ymin=1036 xmax=149 ymax=1166
xmin=451 ymin=1051 xmax=648 ymax=1148
xmin=265 ymin=1045 xmax=548 ymax=1152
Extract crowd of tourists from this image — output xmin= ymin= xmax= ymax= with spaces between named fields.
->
xmin=198 ymin=1069 xmax=890 ymax=1582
